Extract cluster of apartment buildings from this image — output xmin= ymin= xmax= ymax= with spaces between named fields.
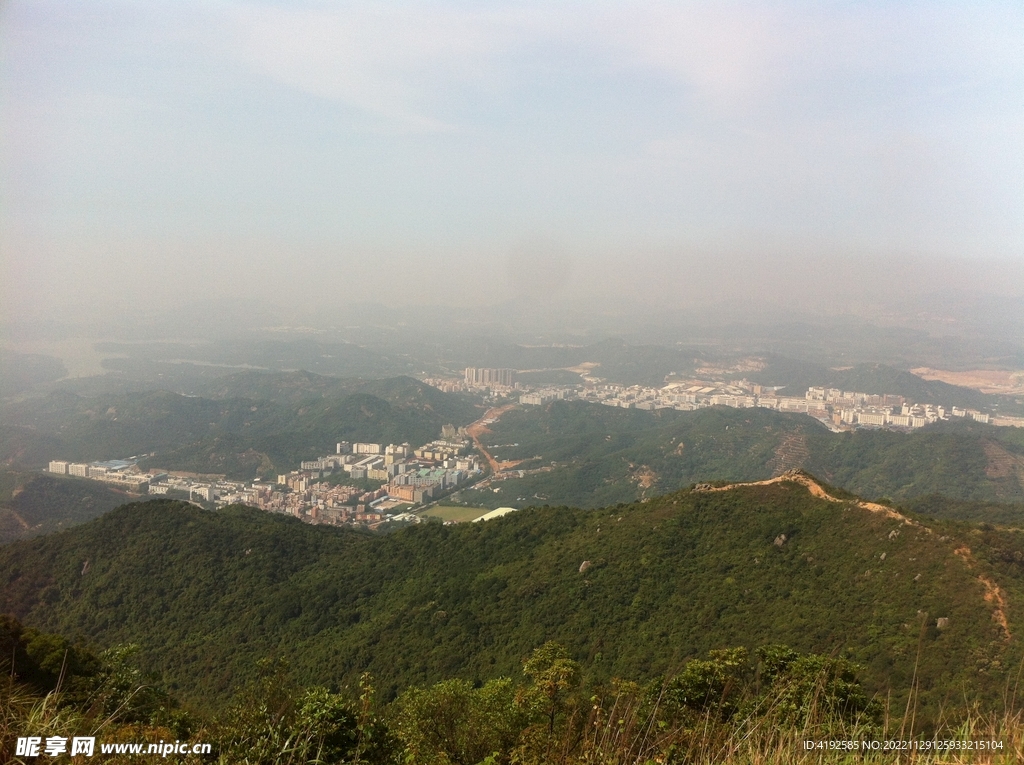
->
xmin=519 ymin=388 xmax=573 ymax=406
xmin=278 ymin=439 xmax=481 ymax=507
xmin=513 ymin=379 xmax=1024 ymax=432
xmin=464 ymin=367 xmax=517 ymax=388
xmin=47 ymin=459 xmax=245 ymax=503
xmin=46 ymin=432 xmax=484 ymax=530
xmin=419 ymin=369 xmax=518 ymax=394
xmin=803 ymin=387 xmax=996 ymax=428
xmin=46 ymin=459 xmax=153 ymax=490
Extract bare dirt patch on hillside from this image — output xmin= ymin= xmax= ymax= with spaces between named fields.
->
xmin=467 ymin=405 xmax=521 ymax=473
xmin=768 ymin=433 xmax=810 ymax=476
xmin=911 ymin=367 xmax=1024 ymax=395
xmin=628 ymin=463 xmax=658 ymax=494
xmin=982 ymin=441 xmax=1024 ymax=489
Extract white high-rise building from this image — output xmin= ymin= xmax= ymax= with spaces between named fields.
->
xmin=464 ymin=368 xmax=516 ymax=387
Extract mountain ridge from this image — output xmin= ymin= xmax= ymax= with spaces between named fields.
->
xmin=696 ymin=469 xmax=1012 ymax=640
xmin=460 ymin=402 xmax=1024 ymax=509
xmin=2 ymin=473 xmax=1022 ymax=722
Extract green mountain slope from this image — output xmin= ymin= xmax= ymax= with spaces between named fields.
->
xmin=0 ymin=472 xmax=135 ymax=544
xmin=2 ymin=476 xmax=1021 ymax=721
xmin=192 ymin=369 xmax=368 ymax=402
xmin=902 ymin=495 xmax=1024 ymax=525
xmin=460 ymin=403 xmax=1024 ymax=511
xmin=0 ymin=377 xmax=481 ymax=478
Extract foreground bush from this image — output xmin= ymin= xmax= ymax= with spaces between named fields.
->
xmin=4 ymin=617 xmax=1023 ymax=763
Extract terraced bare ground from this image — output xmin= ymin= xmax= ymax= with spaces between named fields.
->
xmin=767 ymin=432 xmax=810 ymax=476
xmin=983 ymin=441 xmax=1024 ymax=490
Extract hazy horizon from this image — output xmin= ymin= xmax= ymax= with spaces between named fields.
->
xmin=2 ymin=1 xmax=1023 ymax=345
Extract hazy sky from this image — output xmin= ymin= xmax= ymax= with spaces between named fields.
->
xmin=2 ymin=1 xmax=1023 ymax=329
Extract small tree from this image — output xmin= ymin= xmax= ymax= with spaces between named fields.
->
xmin=391 ymin=677 xmax=527 ymax=765
xmin=214 ymin=660 xmax=395 ymax=764
xmin=754 ymin=644 xmax=879 ymax=727
xmin=661 ymin=647 xmax=749 ymax=723
xmin=521 ymin=642 xmax=580 ymax=737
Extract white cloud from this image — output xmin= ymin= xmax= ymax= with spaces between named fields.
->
xmin=219 ymin=2 xmax=800 ymax=129
xmin=218 ymin=1 xmax=1024 ymax=128
xmin=221 ymin=2 xmax=530 ymax=131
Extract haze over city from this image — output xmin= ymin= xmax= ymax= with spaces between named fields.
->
xmin=8 ymin=6 xmax=1024 ymax=763
xmin=2 ymin=0 xmax=1023 ymax=341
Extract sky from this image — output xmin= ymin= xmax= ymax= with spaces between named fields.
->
xmin=2 ymin=0 xmax=1023 ymax=334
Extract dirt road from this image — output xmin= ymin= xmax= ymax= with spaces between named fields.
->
xmin=466 ymin=404 xmax=520 ymax=474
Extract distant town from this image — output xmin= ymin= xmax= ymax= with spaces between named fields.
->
xmin=42 ymin=366 xmax=1024 ymax=531
xmin=443 ymin=367 xmax=1024 ymax=431
xmin=46 ymin=431 xmax=483 ymax=531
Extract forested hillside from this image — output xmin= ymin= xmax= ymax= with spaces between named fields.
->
xmin=2 ymin=475 xmax=1021 ymax=724
xmin=0 ymin=376 xmax=481 ymax=479
xmin=461 ymin=403 xmax=1024 ymax=510
xmin=0 ymin=472 xmax=132 ymax=544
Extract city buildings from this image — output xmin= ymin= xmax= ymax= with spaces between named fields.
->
xmin=430 ymin=371 xmax=1023 ymax=433
xmin=464 ymin=368 xmax=517 ymax=388
xmin=45 ymin=433 xmax=483 ymax=531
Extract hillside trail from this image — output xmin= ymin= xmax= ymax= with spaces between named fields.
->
xmin=694 ymin=470 xmax=1012 ymax=640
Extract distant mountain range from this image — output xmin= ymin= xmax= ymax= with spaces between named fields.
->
xmin=0 ymin=350 xmax=68 ymax=396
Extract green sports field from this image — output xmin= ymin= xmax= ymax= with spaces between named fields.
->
xmin=419 ymin=505 xmax=487 ymax=522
